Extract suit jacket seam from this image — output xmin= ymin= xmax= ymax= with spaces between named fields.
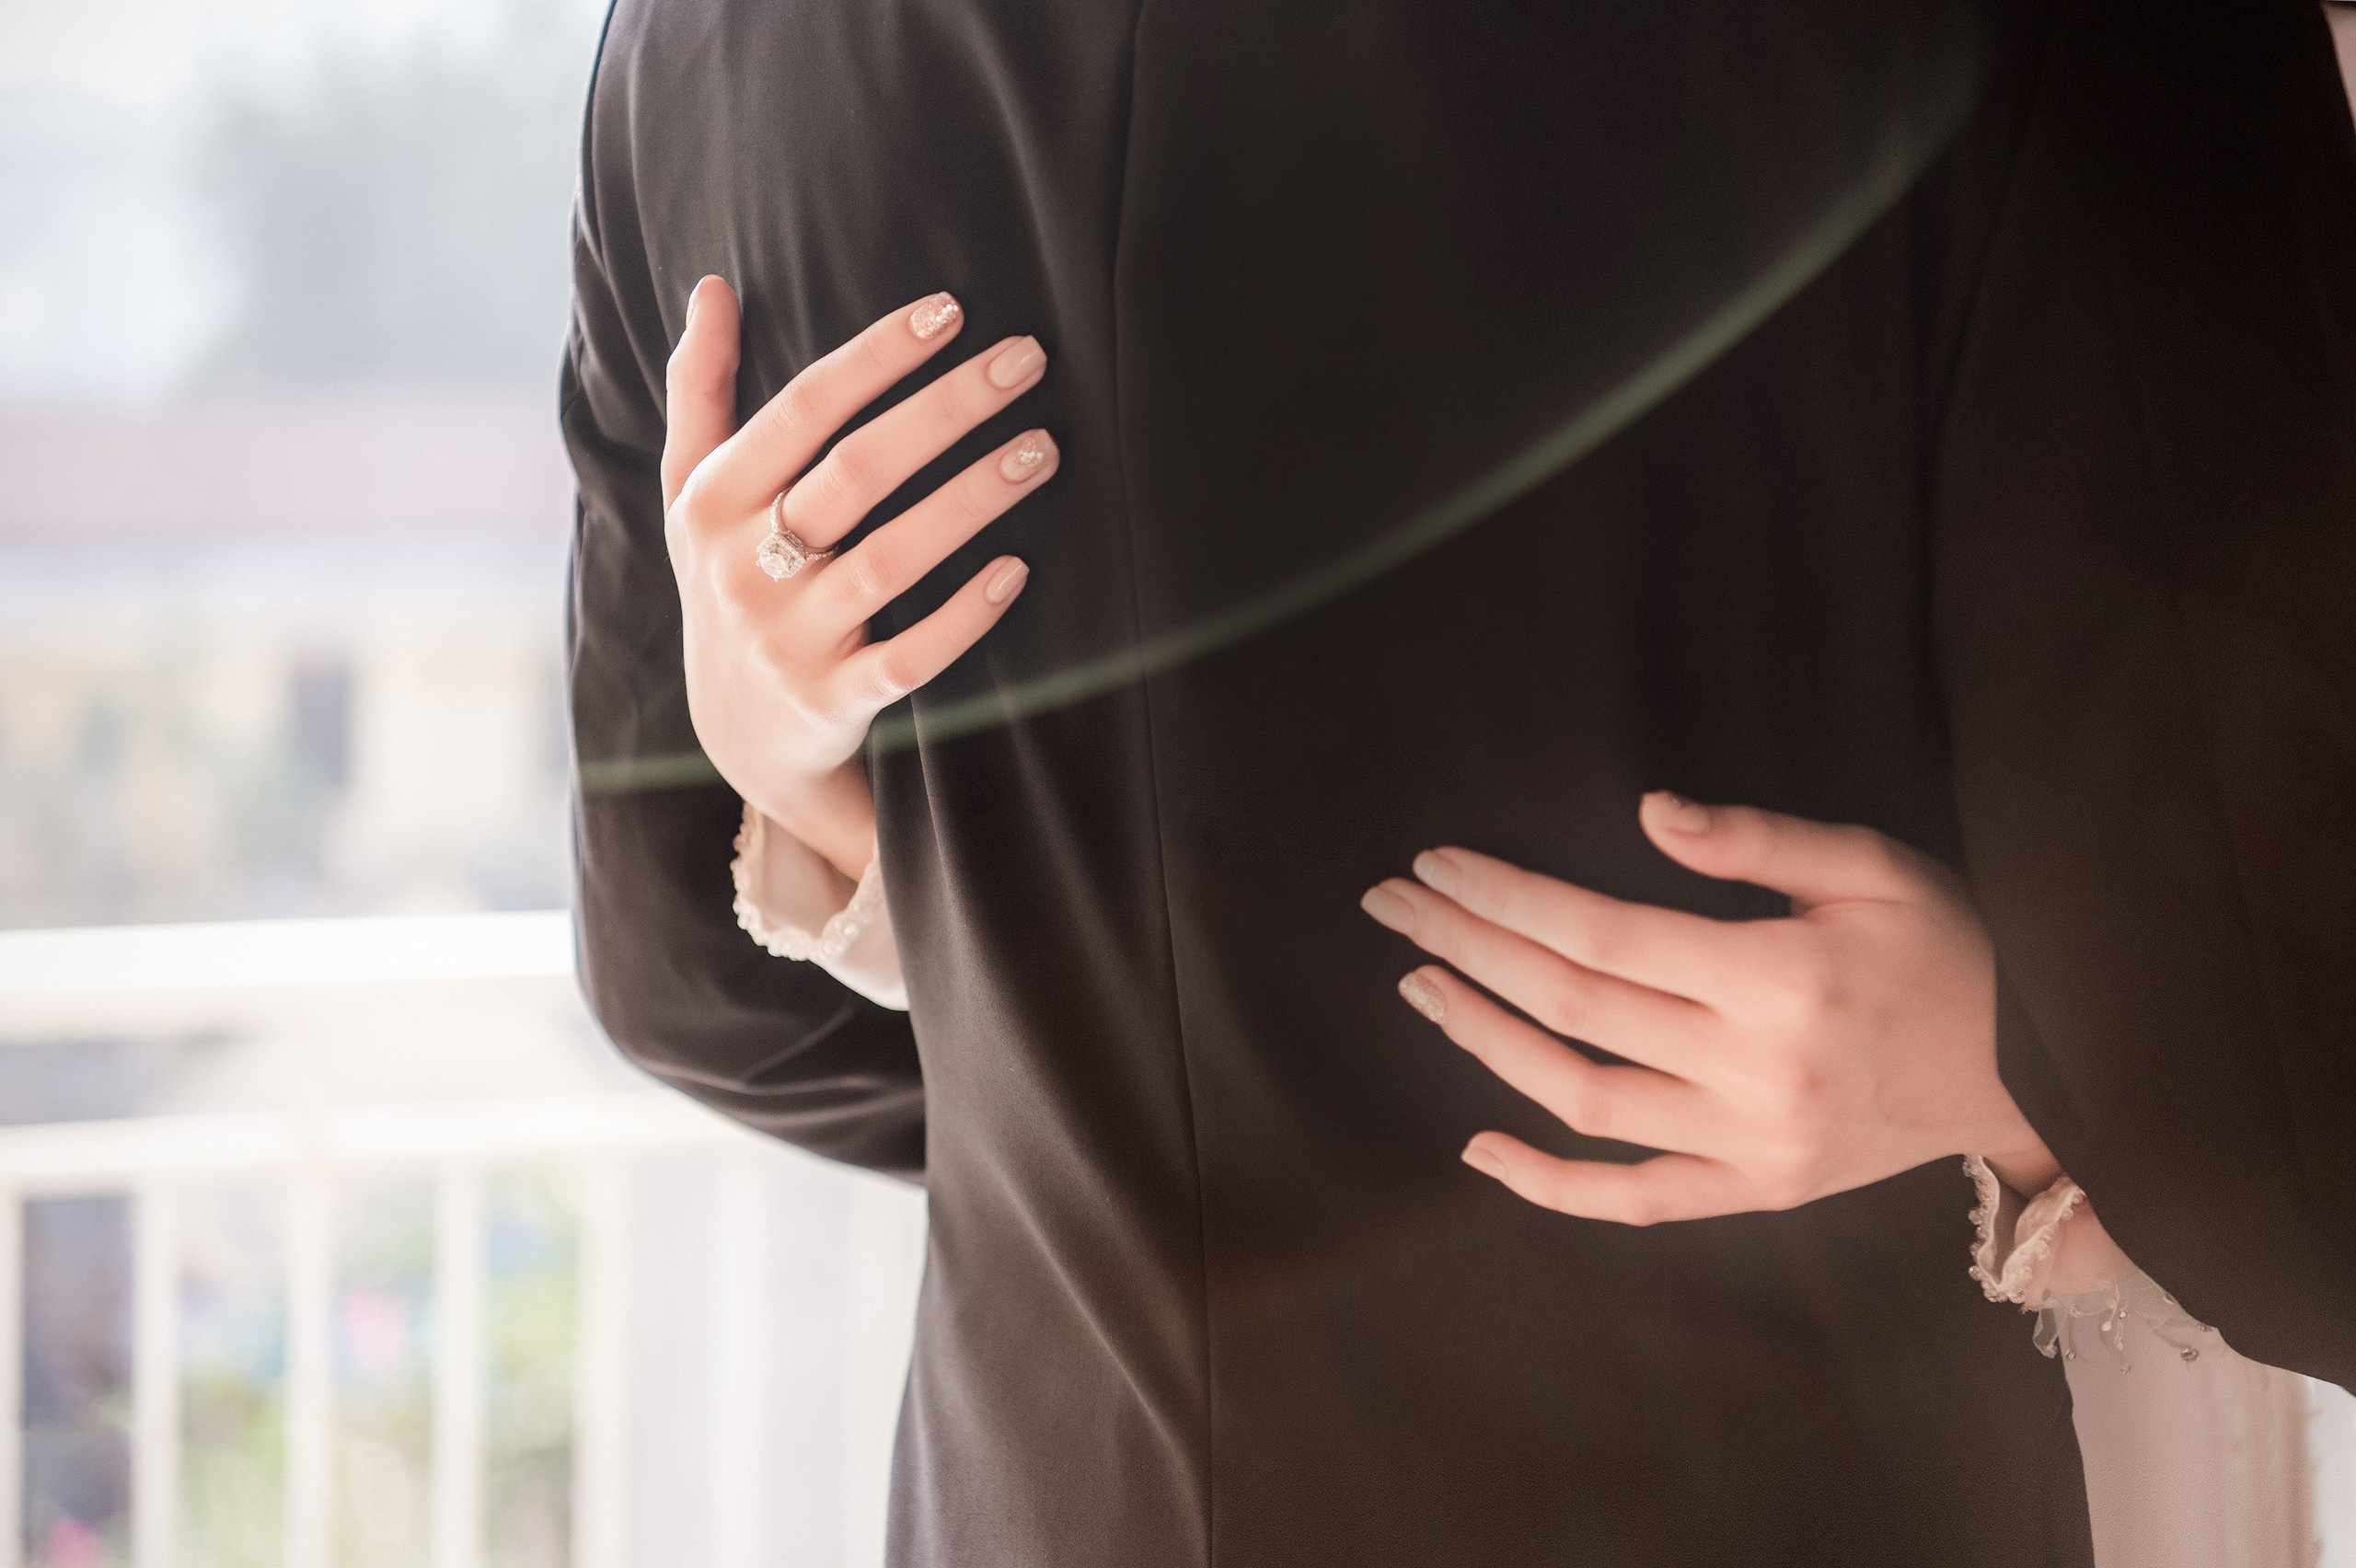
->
xmin=1108 ymin=3 xmax=1220 ymax=1560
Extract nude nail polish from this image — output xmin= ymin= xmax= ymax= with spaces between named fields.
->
xmin=1398 ymin=971 xmax=1446 ymax=1023
xmin=999 ymin=431 xmax=1055 ymax=481
xmin=1412 ymin=850 xmax=1463 ymax=897
xmin=1461 ymin=1141 xmax=1507 ymax=1181
xmin=987 ymin=336 xmax=1045 ymax=388
xmin=1650 ymin=790 xmax=1710 ymax=834
xmin=984 ymin=559 xmax=1029 ymax=605
xmin=1360 ymin=884 xmax=1415 ymax=933
xmin=909 ymin=293 xmax=962 ymax=340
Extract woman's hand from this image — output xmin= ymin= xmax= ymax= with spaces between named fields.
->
xmin=1362 ymin=793 xmax=2060 ymax=1224
xmin=661 ymin=276 xmax=1058 ymax=879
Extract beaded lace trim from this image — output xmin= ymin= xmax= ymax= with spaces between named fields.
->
xmin=1964 ymin=1154 xmax=2085 ymax=1304
xmin=2031 ymin=1273 xmax=2218 ymax=1371
xmin=1962 ymin=1155 xmax=2218 ymax=1371
xmin=730 ymin=803 xmax=885 ymax=964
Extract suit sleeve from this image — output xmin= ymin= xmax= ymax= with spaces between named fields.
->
xmin=1932 ymin=0 xmax=2355 ymax=1387
xmin=556 ymin=13 xmax=926 ymax=1181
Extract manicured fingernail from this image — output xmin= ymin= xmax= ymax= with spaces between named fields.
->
xmin=1360 ymin=884 xmax=1415 ymax=933
xmin=909 ymin=293 xmax=962 ymax=340
xmin=1412 ymin=849 xmax=1462 ymax=897
xmin=984 ymin=558 xmax=1029 ymax=605
xmin=1649 ymin=790 xmax=1710 ymax=833
xmin=987 ymin=335 xmax=1045 ymax=388
xmin=685 ymin=282 xmax=703 ymax=329
xmin=1398 ymin=971 xmax=1446 ymax=1023
xmin=1461 ymin=1140 xmax=1507 ymax=1181
xmin=999 ymin=430 xmax=1056 ymax=481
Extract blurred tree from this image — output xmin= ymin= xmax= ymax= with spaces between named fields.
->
xmin=195 ymin=0 xmax=595 ymax=388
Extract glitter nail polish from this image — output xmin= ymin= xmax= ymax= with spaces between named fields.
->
xmin=909 ymin=293 xmax=962 ymax=340
xmin=999 ymin=431 xmax=1054 ymax=481
xmin=1399 ymin=972 xmax=1447 ymax=1023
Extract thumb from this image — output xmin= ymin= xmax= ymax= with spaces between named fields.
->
xmin=1636 ymin=792 xmax=1919 ymax=910
xmin=660 ymin=274 xmax=743 ymax=513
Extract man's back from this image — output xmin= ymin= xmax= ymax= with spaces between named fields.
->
xmin=563 ymin=0 xmax=2356 ymax=1561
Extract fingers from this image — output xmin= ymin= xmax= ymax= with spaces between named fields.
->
xmin=829 ymin=554 xmax=1031 ymax=714
xmin=1459 ymin=1137 xmax=1758 ymax=1225
xmin=776 ymin=333 xmax=1048 ymax=551
xmin=1636 ymin=792 xmax=1923 ymax=911
xmin=1363 ymin=877 xmax=1712 ymax=1077
xmin=806 ymin=429 xmax=1059 ymax=639
xmin=1408 ymin=847 xmax=1761 ymax=1003
xmin=695 ymin=291 xmax=971 ymax=520
xmin=663 ymin=276 xmax=743 ymax=513
xmin=1398 ymin=967 xmax=1722 ymax=1155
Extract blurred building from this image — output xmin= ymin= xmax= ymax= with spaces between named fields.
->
xmin=0 ymin=401 xmax=575 ymax=929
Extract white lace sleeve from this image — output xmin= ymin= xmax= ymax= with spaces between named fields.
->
xmin=1962 ymin=1157 xmax=2315 ymax=1566
xmin=729 ymin=801 xmax=907 ymax=1010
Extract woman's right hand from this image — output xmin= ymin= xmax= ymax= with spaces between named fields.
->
xmin=660 ymin=277 xmax=1059 ymax=880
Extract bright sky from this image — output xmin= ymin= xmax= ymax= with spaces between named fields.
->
xmin=0 ymin=0 xmax=517 ymax=102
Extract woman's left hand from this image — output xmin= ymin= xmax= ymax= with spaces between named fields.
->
xmin=1361 ymin=792 xmax=2060 ymax=1224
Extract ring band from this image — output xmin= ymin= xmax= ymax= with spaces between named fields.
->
xmin=756 ymin=491 xmax=837 ymax=581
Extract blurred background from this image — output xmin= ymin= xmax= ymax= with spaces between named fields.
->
xmin=0 ymin=0 xmax=925 ymax=1564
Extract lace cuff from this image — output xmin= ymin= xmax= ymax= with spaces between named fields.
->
xmin=729 ymin=801 xmax=907 ymax=1010
xmin=1962 ymin=1155 xmax=2219 ymax=1371
xmin=1964 ymin=1154 xmax=2085 ymax=1305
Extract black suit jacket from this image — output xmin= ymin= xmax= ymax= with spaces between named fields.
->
xmin=560 ymin=1 xmax=2356 ymax=1562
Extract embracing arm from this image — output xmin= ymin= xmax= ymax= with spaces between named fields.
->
xmin=563 ymin=218 xmax=932 ymax=1176
xmin=565 ymin=91 xmax=1053 ymax=1175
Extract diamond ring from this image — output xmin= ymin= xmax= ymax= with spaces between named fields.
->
xmin=756 ymin=491 xmax=837 ymax=581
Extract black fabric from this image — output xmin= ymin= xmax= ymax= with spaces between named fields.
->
xmin=1934 ymin=0 xmax=2356 ymax=1389
xmin=560 ymin=0 xmax=2354 ymax=1562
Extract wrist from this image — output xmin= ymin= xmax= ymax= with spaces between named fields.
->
xmin=754 ymin=761 xmax=878 ymax=882
xmin=1981 ymin=1142 xmax=2062 ymax=1198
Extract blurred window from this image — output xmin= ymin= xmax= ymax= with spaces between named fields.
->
xmin=0 ymin=4 xmax=924 ymax=1565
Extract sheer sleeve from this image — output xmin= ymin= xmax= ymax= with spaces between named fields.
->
xmin=558 ymin=13 xmax=925 ymax=1179
xmin=1931 ymin=0 xmax=2356 ymax=1388
xmin=1959 ymin=1159 xmax=2320 ymax=1568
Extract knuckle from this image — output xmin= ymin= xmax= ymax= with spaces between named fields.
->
xmin=819 ymin=438 xmax=875 ymax=504
xmin=1572 ymin=917 xmax=1628 ymax=974
xmin=664 ymin=336 xmax=706 ymax=391
xmin=940 ymin=369 xmax=996 ymax=428
xmin=1755 ymin=1165 xmax=1817 ymax=1212
xmin=1617 ymin=1186 xmax=1668 ymax=1228
xmin=1755 ymin=1114 xmax=1827 ymax=1183
xmin=1845 ymin=827 xmax=1904 ymax=884
xmin=1761 ymin=1043 xmax=1831 ymax=1110
xmin=791 ymin=680 xmax=854 ymax=732
xmin=1558 ymin=1083 xmax=1611 ymax=1143
xmin=1766 ymin=943 xmax=1837 ymax=1018
xmin=837 ymin=544 xmax=896 ymax=607
xmin=745 ymin=633 xmax=794 ymax=679
xmin=705 ymin=553 xmax=754 ymax=612
xmin=1533 ymin=979 xmax=1590 ymax=1039
xmin=758 ymin=382 xmax=814 ymax=443
xmin=670 ymin=468 xmax=714 ymax=525
xmin=868 ymin=652 xmax=917 ymax=704
xmin=947 ymin=467 xmax=991 ymax=527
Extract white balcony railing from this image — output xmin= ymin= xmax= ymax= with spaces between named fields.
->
xmin=6 ymin=918 xmax=2352 ymax=1567
xmin=0 ymin=914 xmax=926 ymax=1568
